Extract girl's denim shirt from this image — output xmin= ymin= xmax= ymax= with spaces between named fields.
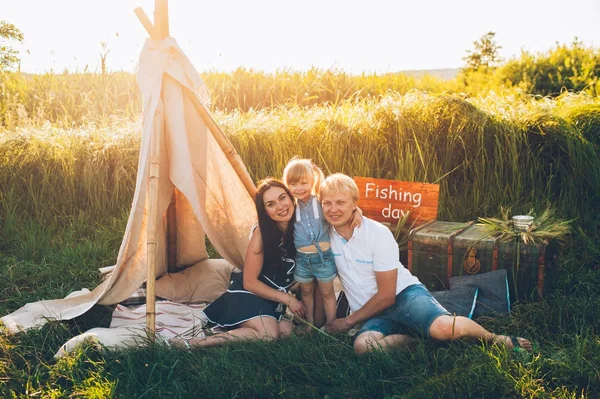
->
xmin=293 ymin=195 xmax=330 ymax=249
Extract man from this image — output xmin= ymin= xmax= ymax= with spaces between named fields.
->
xmin=321 ymin=173 xmax=532 ymax=354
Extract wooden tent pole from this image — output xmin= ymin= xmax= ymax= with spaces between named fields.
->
xmin=153 ymin=0 xmax=178 ymax=273
xmin=145 ymin=119 xmax=160 ymax=340
xmin=154 ymin=0 xmax=169 ymax=40
xmin=133 ymin=7 xmax=159 ymax=40
xmin=135 ymin=6 xmax=178 ymax=272
xmin=133 ymin=7 xmax=257 ymax=201
xmin=145 ymin=0 xmax=170 ymax=341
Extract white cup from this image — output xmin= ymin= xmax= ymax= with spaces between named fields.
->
xmin=513 ymin=215 xmax=534 ymax=231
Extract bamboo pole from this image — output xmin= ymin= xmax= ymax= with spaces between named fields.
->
xmin=153 ymin=0 xmax=177 ymax=274
xmin=146 ymin=111 xmax=162 ymax=340
xmin=145 ymin=0 xmax=170 ymax=341
xmin=133 ymin=7 xmax=256 ymax=200
xmin=133 ymin=7 xmax=159 ymax=40
xmin=136 ymin=4 xmax=178 ymax=273
xmin=154 ymin=0 xmax=169 ymax=40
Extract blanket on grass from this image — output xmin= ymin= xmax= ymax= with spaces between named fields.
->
xmin=55 ymin=300 xmax=208 ymax=358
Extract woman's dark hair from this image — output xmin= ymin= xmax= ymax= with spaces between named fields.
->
xmin=255 ymin=178 xmax=296 ymax=272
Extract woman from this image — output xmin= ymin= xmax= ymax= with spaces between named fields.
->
xmin=170 ymin=178 xmax=306 ymax=348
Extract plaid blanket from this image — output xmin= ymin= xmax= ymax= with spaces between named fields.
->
xmin=119 ymin=284 xmax=149 ymax=307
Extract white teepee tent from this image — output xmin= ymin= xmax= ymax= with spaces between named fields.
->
xmin=1 ymin=0 xmax=257 ymax=341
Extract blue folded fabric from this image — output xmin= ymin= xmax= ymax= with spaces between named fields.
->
xmin=449 ymin=269 xmax=510 ymax=318
xmin=431 ymin=286 xmax=479 ymax=319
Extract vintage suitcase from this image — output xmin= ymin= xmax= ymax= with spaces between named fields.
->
xmin=407 ymin=221 xmax=558 ymax=302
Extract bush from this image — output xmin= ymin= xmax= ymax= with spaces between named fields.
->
xmin=499 ymin=39 xmax=600 ymax=96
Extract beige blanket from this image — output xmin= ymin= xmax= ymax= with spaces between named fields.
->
xmin=55 ymin=301 xmax=208 ymax=358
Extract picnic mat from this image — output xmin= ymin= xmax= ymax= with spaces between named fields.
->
xmin=55 ymin=301 xmax=208 ymax=357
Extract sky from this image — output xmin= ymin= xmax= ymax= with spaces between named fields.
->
xmin=3 ymin=0 xmax=600 ymax=75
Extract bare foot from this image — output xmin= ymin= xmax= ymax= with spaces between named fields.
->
xmin=169 ymin=337 xmax=191 ymax=350
xmin=169 ymin=332 xmax=206 ymax=350
xmin=495 ymin=335 xmax=533 ymax=353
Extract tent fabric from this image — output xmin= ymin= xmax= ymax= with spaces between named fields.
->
xmin=1 ymin=37 xmax=257 ymax=333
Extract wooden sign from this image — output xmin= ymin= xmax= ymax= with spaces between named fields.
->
xmin=353 ymin=177 xmax=439 ymax=227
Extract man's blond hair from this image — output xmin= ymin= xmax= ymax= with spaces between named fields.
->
xmin=320 ymin=173 xmax=359 ymax=202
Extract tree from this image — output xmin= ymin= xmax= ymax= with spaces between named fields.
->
xmin=1 ymin=21 xmax=24 ymax=71
xmin=498 ymin=38 xmax=600 ymax=96
xmin=462 ymin=31 xmax=503 ymax=72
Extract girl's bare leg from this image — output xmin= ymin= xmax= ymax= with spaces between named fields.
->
xmin=318 ymin=280 xmax=337 ymax=323
xmin=313 ymin=287 xmax=326 ymax=328
xmin=300 ymin=281 xmax=316 ymax=326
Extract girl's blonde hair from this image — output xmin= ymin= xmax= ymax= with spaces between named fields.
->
xmin=282 ymin=156 xmax=325 ymax=196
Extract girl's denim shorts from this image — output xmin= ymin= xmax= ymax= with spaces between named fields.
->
xmin=294 ymin=248 xmax=337 ymax=283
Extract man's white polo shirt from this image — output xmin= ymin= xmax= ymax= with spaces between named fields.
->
xmin=330 ymin=217 xmax=419 ymax=313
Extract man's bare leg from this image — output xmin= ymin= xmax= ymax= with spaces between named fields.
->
xmin=429 ymin=315 xmax=533 ymax=352
xmin=353 ymin=331 xmax=417 ymax=355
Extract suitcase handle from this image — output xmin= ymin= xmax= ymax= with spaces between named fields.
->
xmin=447 ymin=221 xmax=476 ymax=283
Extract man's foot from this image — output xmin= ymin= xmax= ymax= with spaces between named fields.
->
xmin=495 ymin=335 xmax=533 ymax=353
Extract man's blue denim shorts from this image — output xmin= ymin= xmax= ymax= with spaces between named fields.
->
xmin=294 ymin=248 xmax=337 ymax=284
xmin=356 ymin=283 xmax=450 ymax=339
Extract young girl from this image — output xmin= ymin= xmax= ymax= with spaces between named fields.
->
xmin=283 ymin=157 xmax=361 ymax=328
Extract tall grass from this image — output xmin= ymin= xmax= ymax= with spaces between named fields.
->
xmin=224 ymin=91 xmax=600 ymax=225
xmin=1 ymin=68 xmax=470 ymax=128
xmin=0 ymin=71 xmax=140 ymax=128
xmin=1 ymin=90 xmax=600 ymax=397
xmin=1 ymin=91 xmax=599 ymax=247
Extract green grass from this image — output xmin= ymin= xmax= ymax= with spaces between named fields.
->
xmin=1 ymin=90 xmax=600 ymax=397
xmin=1 ymin=263 xmax=599 ymax=398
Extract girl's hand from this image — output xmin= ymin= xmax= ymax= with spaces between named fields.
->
xmin=287 ymin=297 xmax=306 ymax=319
xmin=350 ymin=208 xmax=363 ymax=229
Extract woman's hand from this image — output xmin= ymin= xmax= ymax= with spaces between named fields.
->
xmin=287 ymin=297 xmax=306 ymax=319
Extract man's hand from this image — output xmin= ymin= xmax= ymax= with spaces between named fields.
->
xmin=324 ymin=317 xmax=354 ymax=334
